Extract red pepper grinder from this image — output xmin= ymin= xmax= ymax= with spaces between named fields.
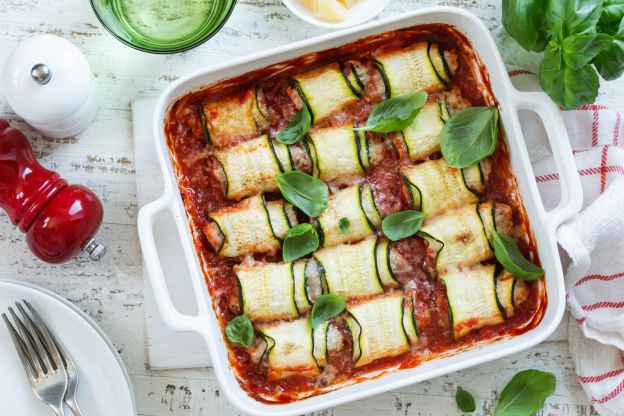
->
xmin=0 ymin=118 xmax=105 ymax=263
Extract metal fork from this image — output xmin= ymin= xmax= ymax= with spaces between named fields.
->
xmin=2 ymin=300 xmax=72 ymax=416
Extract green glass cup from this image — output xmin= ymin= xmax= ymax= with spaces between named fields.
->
xmin=90 ymin=0 xmax=236 ymax=54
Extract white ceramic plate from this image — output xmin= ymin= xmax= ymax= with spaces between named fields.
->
xmin=281 ymin=0 xmax=390 ymax=29
xmin=0 ymin=279 xmax=135 ymax=416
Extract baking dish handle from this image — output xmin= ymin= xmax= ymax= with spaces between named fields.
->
xmin=137 ymin=192 xmax=206 ymax=333
xmin=510 ymin=90 xmax=583 ymax=230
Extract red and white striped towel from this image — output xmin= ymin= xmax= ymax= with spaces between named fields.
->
xmin=508 ymin=70 xmax=624 ymax=415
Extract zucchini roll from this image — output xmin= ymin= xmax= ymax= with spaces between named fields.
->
xmin=395 ymin=99 xmax=450 ymax=162
xmin=307 ymin=127 xmax=382 ymax=185
xmin=213 ymin=135 xmax=294 ymax=200
xmin=290 ymin=62 xmax=360 ymax=122
xmin=312 ymin=238 xmax=396 ymax=300
xmin=316 ymin=184 xmax=381 ymax=247
xmin=205 ymin=195 xmax=297 ymax=257
xmin=235 ymin=261 xmax=311 ymax=322
xmin=345 ymin=292 xmax=417 ymax=367
xmin=440 ymin=264 xmax=504 ymax=338
xmin=257 ymin=318 xmax=320 ymax=380
xmin=420 ymin=202 xmax=513 ymax=271
xmin=402 ymin=158 xmax=488 ymax=218
xmin=496 ymin=270 xmax=529 ymax=320
xmin=374 ymin=42 xmax=455 ymax=97
xmin=201 ymin=87 xmax=269 ymax=147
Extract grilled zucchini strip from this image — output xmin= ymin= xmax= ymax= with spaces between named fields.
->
xmin=314 ymin=238 xmax=384 ymax=300
xmin=402 ymin=295 xmax=419 ymax=345
xmin=420 ymin=203 xmax=492 ymax=271
xmin=293 ymin=261 xmax=313 ymax=313
xmin=477 ymin=201 xmax=514 ymax=243
xmin=312 ymin=321 xmax=330 ymax=368
xmin=257 ymin=318 xmax=319 ymax=381
xmin=205 ymin=195 xmax=297 ymax=257
xmin=402 ymin=158 xmax=486 ymax=218
xmin=376 ymin=239 xmax=397 ymax=286
xmin=496 ymin=270 xmax=516 ymax=319
xmin=374 ymin=42 xmax=451 ymax=97
xmin=291 ymin=62 xmax=359 ymax=122
xmin=201 ymin=87 xmax=268 ymax=147
xmin=440 ymin=264 xmax=504 ymax=339
xmin=346 ymin=292 xmax=411 ymax=367
xmin=317 ymin=185 xmax=375 ymax=247
xmin=396 ymin=99 xmax=447 ymax=161
xmin=307 ymin=126 xmax=364 ymax=184
xmin=213 ymin=135 xmax=293 ymax=201
xmin=235 ymin=262 xmax=301 ymax=322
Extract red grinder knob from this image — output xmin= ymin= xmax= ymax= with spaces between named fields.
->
xmin=0 ymin=118 xmax=105 ymax=263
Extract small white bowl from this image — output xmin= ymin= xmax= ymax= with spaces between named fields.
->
xmin=281 ymin=0 xmax=391 ymax=29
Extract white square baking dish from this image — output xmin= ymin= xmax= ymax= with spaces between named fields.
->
xmin=137 ymin=7 xmax=583 ymax=415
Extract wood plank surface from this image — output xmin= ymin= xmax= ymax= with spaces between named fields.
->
xmin=1 ymin=0 xmax=621 ymax=414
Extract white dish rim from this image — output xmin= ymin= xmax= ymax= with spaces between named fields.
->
xmin=138 ymin=6 xmax=583 ymax=416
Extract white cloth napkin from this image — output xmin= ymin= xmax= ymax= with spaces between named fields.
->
xmin=496 ymin=29 xmax=624 ymax=415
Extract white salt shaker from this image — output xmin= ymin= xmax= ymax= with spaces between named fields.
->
xmin=1 ymin=35 xmax=98 ymax=138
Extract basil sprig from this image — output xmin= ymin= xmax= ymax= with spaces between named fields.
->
xmin=310 ymin=294 xmax=346 ymax=329
xmin=455 ymin=387 xmax=476 ymax=413
xmin=277 ymin=171 xmax=329 ymax=217
xmin=381 ymin=210 xmax=425 ymax=241
xmin=503 ymin=0 xmax=624 ymax=108
xmin=276 ymin=107 xmax=311 ymax=145
xmin=339 ymin=217 xmax=350 ymax=234
xmin=493 ymin=232 xmax=544 ymax=280
xmin=225 ymin=315 xmax=254 ymax=348
xmin=282 ymin=223 xmax=319 ymax=262
xmin=440 ymin=106 xmax=499 ymax=169
xmin=494 ymin=370 xmax=556 ymax=416
xmin=353 ymin=91 xmax=428 ymax=133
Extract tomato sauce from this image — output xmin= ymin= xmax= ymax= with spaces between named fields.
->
xmin=164 ymin=24 xmax=546 ymax=404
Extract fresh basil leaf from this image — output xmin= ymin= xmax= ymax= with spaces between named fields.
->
xmin=440 ymin=106 xmax=499 ymax=168
xmin=282 ymin=223 xmax=319 ymax=262
xmin=339 ymin=217 xmax=350 ymax=234
xmin=456 ymin=387 xmax=476 ymax=413
xmin=539 ymin=39 xmax=600 ymax=109
xmin=226 ymin=315 xmax=254 ymax=347
xmin=494 ymin=370 xmax=556 ymax=416
xmin=502 ymin=0 xmax=550 ymax=52
xmin=600 ymin=0 xmax=624 ymax=27
xmin=354 ymin=92 xmax=428 ymax=133
xmin=493 ymin=232 xmax=545 ymax=280
xmin=276 ymin=107 xmax=311 ymax=145
xmin=594 ymin=20 xmax=624 ymax=80
xmin=310 ymin=294 xmax=345 ymax=329
xmin=277 ymin=171 xmax=329 ymax=217
xmin=547 ymin=0 xmax=603 ymax=36
xmin=562 ymin=34 xmax=612 ymax=68
xmin=382 ymin=210 xmax=425 ymax=241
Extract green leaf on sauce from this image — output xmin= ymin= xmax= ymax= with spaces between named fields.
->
xmin=226 ymin=315 xmax=254 ymax=348
xmin=282 ymin=223 xmax=320 ymax=262
xmin=493 ymin=232 xmax=544 ymax=280
xmin=353 ymin=92 xmax=428 ymax=133
xmin=277 ymin=171 xmax=329 ymax=217
xmin=441 ymin=106 xmax=499 ymax=169
xmin=310 ymin=294 xmax=346 ymax=329
xmin=276 ymin=107 xmax=311 ymax=145
xmin=339 ymin=217 xmax=350 ymax=234
xmin=381 ymin=210 xmax=426 ymax=241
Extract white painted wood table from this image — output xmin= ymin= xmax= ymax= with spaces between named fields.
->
xmin=2 ymin=1 xmax=624 ymax=414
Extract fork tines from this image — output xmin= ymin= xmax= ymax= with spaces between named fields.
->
xmin=2 ymin=300 xmax=68 ymax=414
